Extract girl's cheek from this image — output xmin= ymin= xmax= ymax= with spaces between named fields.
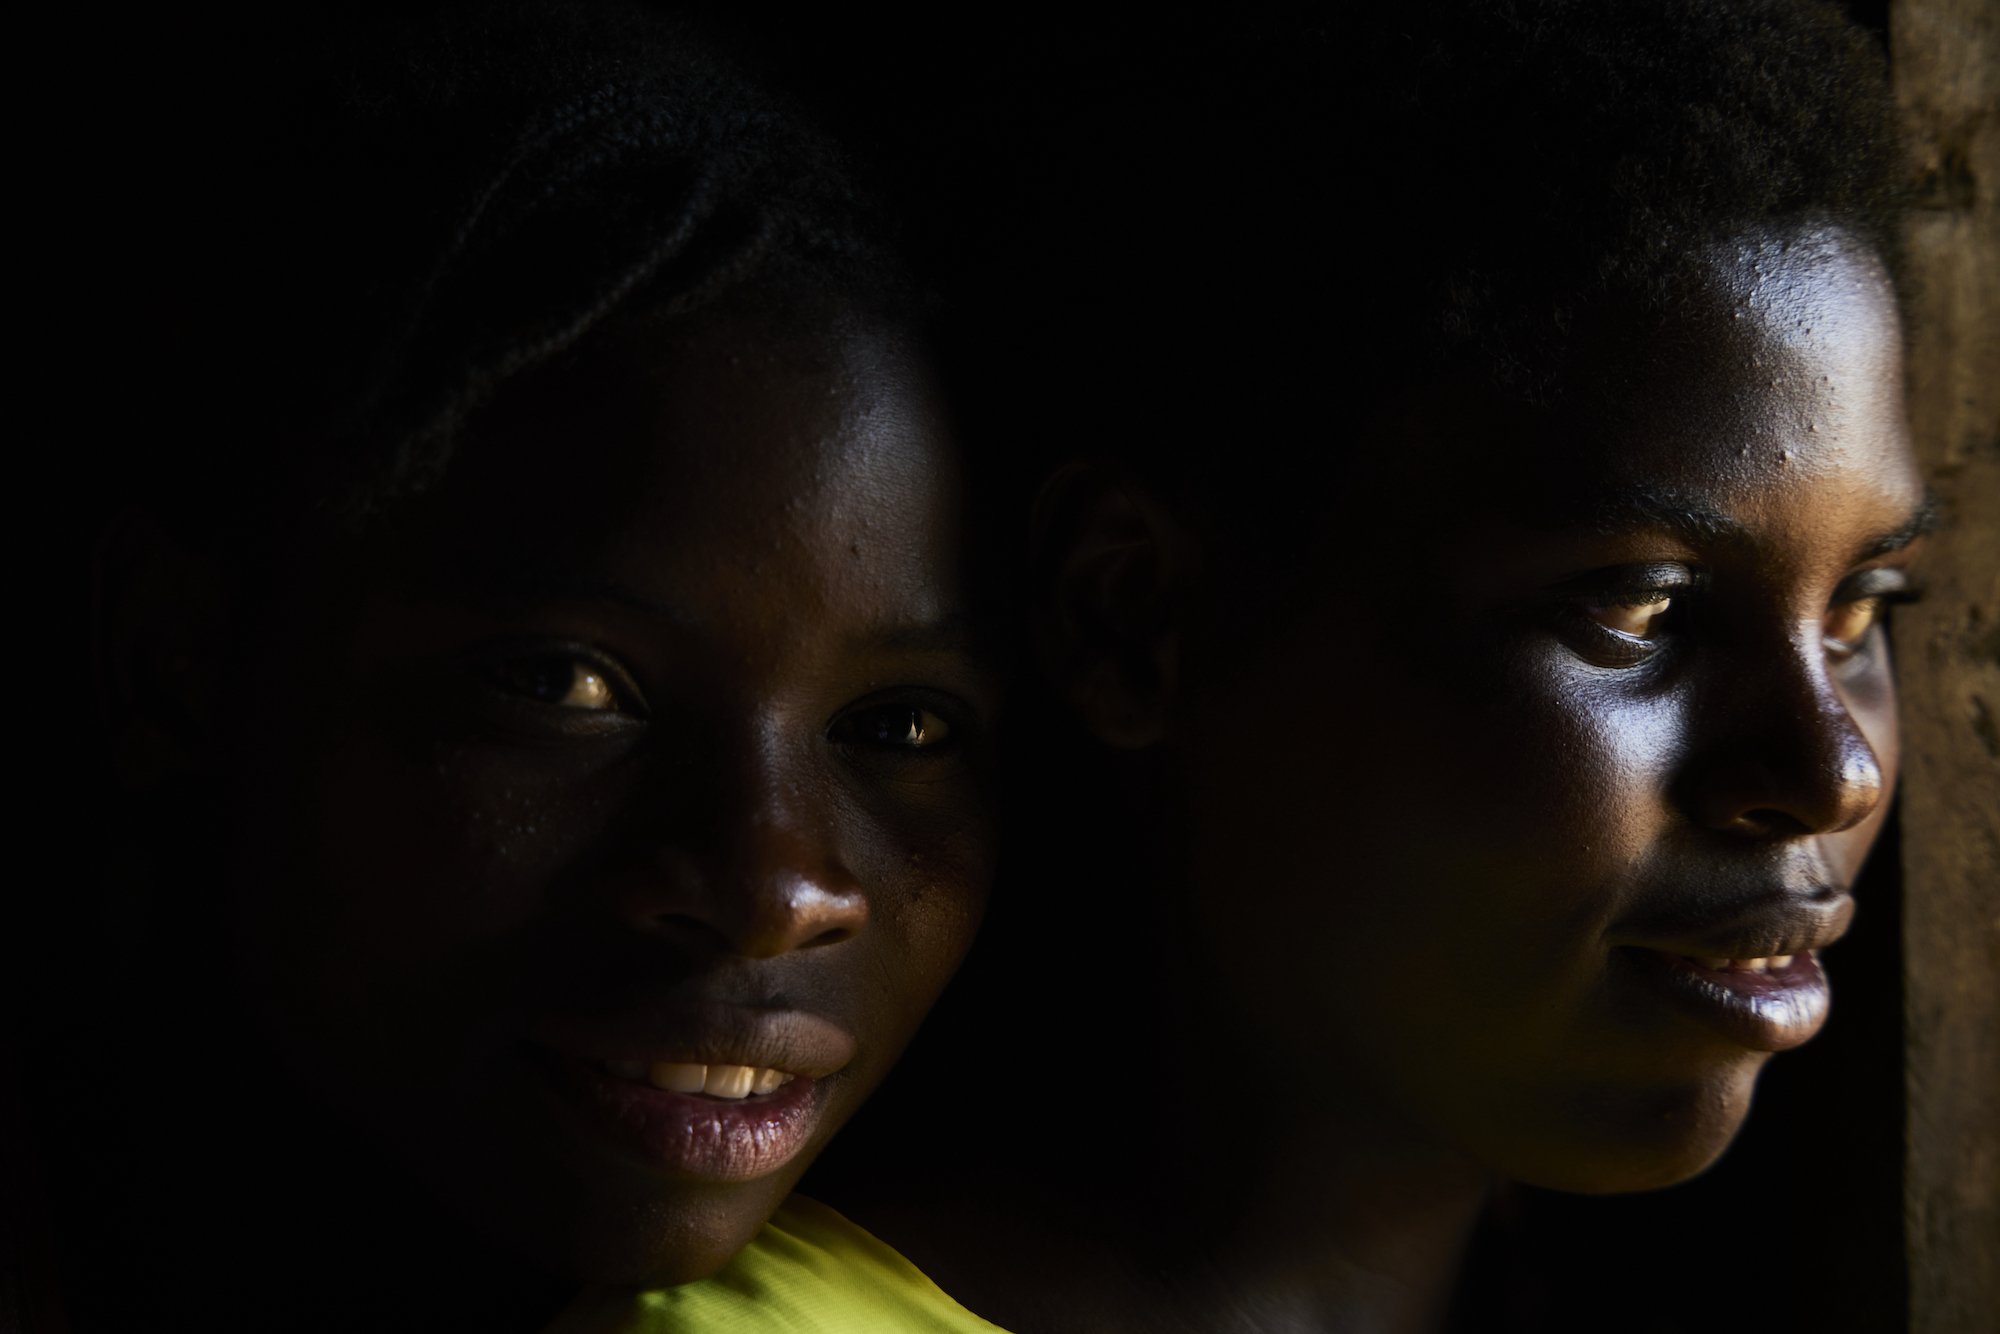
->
xmin=228 ymin=719 xmax=622 ymax=1081
xmin=849 ymin=793 xmax=995 ymax=1000
xmin=312 ymin=725 xmax=624 ymax=927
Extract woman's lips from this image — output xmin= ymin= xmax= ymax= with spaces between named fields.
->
xmin=1622 ymin=946 xmax=1832 ymax=1051
xmin=537 ymin=1048 xmax=829 ymax=1180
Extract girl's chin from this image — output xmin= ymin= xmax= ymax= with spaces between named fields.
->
xmin=316 ymin=1060 xmax=811 ymax=1289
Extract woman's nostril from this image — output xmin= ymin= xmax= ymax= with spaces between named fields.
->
xmin=1738 ymin=808 xmax=1810 ymax=838
xmin=654 ymin=912 xmax=712 ymax=934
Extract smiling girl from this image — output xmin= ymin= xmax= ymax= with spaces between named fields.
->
xmin=2 ymin=4 xmax=1008 ymax=1332
xmin=823 ymin=2 xmax=1929 ymax=1330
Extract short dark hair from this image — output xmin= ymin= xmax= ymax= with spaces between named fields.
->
xmin=154 ymin=0 xmax=916 ymax=533
xmin=1312 ymin=0 xmax=1901 ymax=390
xmin=1084 ymin=0 xmax=1903 ymax=542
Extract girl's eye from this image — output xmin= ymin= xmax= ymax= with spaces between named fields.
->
xmin=1823 ymin=597 xmax=1886 ymax=659
xmin=488 ymin=655 xmax=620 ymax=710
xmin=1583 ymin=591 xmax=1675 ymax=640
xmin=835 ymin=705 xmax=954 ymax=750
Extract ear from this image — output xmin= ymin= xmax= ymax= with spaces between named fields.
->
xmin=1030 ymin=463 xmax=1199 ymax=749
xmin=96 ymin=516 xmax=223 ymax=788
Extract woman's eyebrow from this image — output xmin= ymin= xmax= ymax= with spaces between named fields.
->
xmin=1564 ymin=486 xmax=1938 ymax=561
xmin=1576 ymin=487 xmax=1751 ymax=545
xmin=1855 ymin=495 xmax=1938 ymax=560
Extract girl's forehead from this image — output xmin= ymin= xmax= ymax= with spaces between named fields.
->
xmin=365 ymin=307 xmax=961 ymax=622
xmin=444 ymin=308 xmax=942 ymax=500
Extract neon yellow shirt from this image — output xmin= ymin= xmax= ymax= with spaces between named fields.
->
xmin=542 ymin=1195 xmax=1011 ymax=1334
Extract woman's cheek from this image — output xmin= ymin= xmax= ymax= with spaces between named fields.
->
xmin=1337 ymin=659 xmax=1696 ymax=1127
xmin=1376 ymin=659 xmax=1682 ymax=1001
xmin=1406 ymin=647 xmax=1687 ymax=912
xmin=1543 ymin=667 xmax=1694 ymax=866
xmin=1825 ymin=640 xmax=1899 ymax=885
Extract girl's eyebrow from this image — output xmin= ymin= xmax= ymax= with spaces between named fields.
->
xmin=461 ymin=569 xmax=982 ymax=658
xmin=465 ymin=570 xmax=700 ymax=628
xmin=872 ymin=613 xmax=975 ymax=656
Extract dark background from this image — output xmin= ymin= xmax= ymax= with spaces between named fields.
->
xmin=14 ymin=3 xmax=1906 ymax=1330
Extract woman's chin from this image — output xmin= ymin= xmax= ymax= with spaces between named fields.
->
xmin=1479 ymin=1059 xmax=1768 ymax=1196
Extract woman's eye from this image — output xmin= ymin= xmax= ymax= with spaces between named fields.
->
xmin=1823 ymin=597 xmax=1885 ymax=658
xmin=1554 ymin=569 xmax=1694 ymax=668
xmin=836 ymin=705 xmax=953 ymax=750
xmin=1582 ymin=591 xmax=1675 ymax=640
xmin=1821 ymin=571 xmax=1919 ymax=662
xmin=488 ymin=656 xmax=620 ymax=710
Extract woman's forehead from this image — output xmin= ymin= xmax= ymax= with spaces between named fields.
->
xmin=1333 ymin=235 xmax=1926 ymax=604
xmin=1403 ymin=235 xmax=1918 ymax=522
xmin=1570 ymin=238 xmax=1914 ymax=506
xmin=1702 ymin=227 xmax=1900 ymax=338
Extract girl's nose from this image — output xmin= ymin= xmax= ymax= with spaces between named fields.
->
xmin=610 ymin=767 xmax=869 ymax=959
xmin=1679 ymin=640 xmax=1887 ymax=838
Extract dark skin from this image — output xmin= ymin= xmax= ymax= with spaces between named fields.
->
xmin=36 ymin=296 xmax=999 ymax=1332
xmin=859 ymin=231 xmax=1927 ymax=1332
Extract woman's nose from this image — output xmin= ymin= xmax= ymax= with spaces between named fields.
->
xmin=1679 ymin=637 xmax=1887 ymax=838
xmin=611 ymin=761 xmax=869 ymax=958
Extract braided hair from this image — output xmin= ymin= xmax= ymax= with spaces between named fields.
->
xmin=151 ymin=0 xmax=916 ymax=537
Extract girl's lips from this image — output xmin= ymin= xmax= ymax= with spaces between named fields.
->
xmin=535 ymin=1049 xmax=829 ymax=1181
xmin=1623 ymin=947 xmax=1832 ymax=1051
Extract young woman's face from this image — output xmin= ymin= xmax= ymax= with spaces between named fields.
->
xmin=204 ymin=304 xmax=998 ymax=1282
xmin=1177 ymin=232 xmax=1924 ymax=1191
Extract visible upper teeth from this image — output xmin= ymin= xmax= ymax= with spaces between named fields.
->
xmin=650 ymin=1062 xmax=707 ymax=1094
xmin=1691 ymin=955 xmax=1795 ymax=973
xmin=703 ymin=1064 xmax=755 ymax=1099
xmin=610 ymin=1060 xmax=796 ymax=1100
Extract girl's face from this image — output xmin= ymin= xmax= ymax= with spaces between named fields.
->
xmin=202 ymin=304 xmax=998 ymax=1282
xmin=1176 ymin=232 xmax=1924 ymax=1190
